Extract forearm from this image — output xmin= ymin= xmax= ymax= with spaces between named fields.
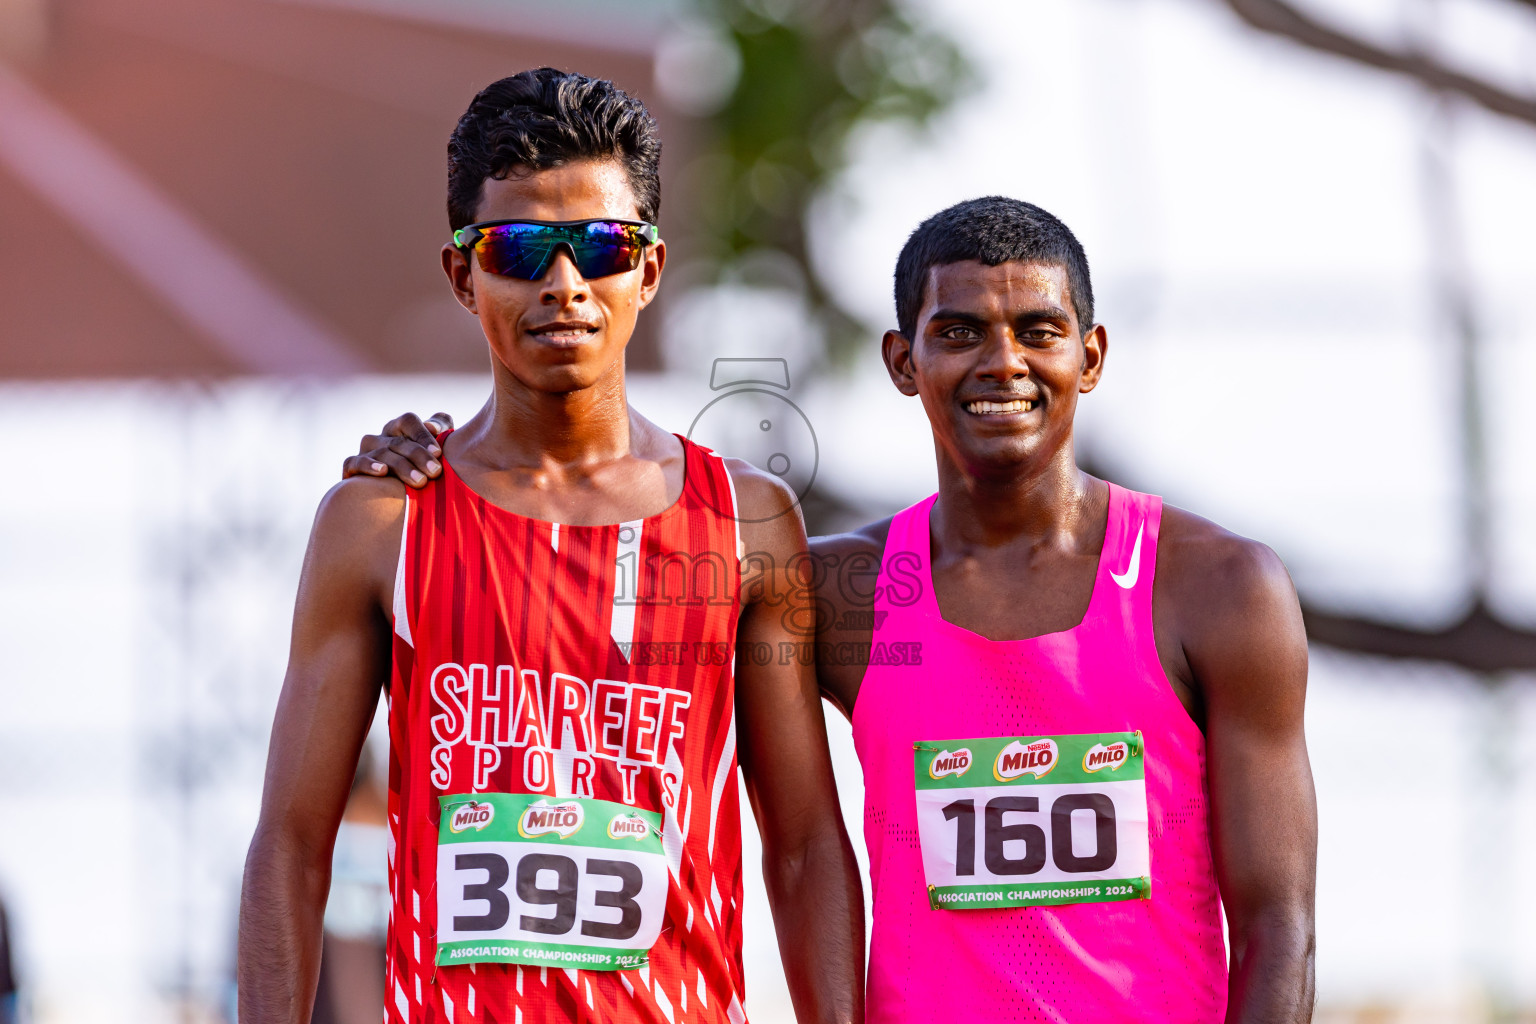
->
xmin=762 ymin=829 xmax=865 ymax=1024
xmin=238 ymin=825 xmax=331 ymax=1024
xmin=1226 ymin=908 xmax=1315 ymax=1024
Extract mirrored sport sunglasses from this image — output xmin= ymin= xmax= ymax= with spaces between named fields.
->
xmin=452 ymin=218 xmax=660 ymax=281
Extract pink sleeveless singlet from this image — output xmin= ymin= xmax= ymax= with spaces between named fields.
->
xmin=851 ymin=484 xmax=1228 ymax=1023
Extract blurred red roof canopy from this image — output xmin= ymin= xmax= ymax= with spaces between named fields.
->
xmin=0 ymin=0 xmax=693 ymax=377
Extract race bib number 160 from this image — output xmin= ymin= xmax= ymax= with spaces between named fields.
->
xmin=436 ymin=793 xmax=667 ymax=970
xmin=913 ymin=732 xmax=1151 ymax=910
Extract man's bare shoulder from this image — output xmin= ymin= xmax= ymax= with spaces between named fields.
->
xmin=810 ymin=517 xmax=896 ymax=717
xmin=812 ymin=517 xmax=895 ymax=631
xmin=1159 ymin=504 xmax=1295 ymax=613
xmin=811 ymin=517 xmax=893 ymax=564
xmin=1156 ymin=504 xmax=1306 ymax=695
xmin=317 ymin=474 xmax=407 ymax=531
xmin=720 ymin=457 xmax=804 ymax=547
xmin=720 ymin=456 xmax=795 ymax=512
xmin=308 ymin=475 xmax=408 ymax=588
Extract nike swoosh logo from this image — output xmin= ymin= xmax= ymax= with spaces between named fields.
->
xmin=1111 ymin=522 xmax=1143 ymax=590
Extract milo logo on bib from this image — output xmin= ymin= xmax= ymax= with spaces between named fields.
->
xmin=994 ymin=738 xmax=1057 ymax=780
xmin=449 ymin=801 xmax=495 ymax=833
xmin=517 ymin=800 xmax=584 ymax=839
xmin=1083 ymin=740 xmax=1129 ymax=773
xmin=928 ymin=748 xmax=972 ymax=779
xmin=914 ymin=731 xmax=1151 ymax=911
xmin=608 ymin=813 xmax=652 ymax=840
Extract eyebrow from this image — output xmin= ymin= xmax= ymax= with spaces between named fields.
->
xmin=1011 ymin=306 xmax=1074 ymax=326
xmin=926 ymin=306 xmax=1074 ymax=327
xmin=926 ymin=309 xmax=989 ymax=325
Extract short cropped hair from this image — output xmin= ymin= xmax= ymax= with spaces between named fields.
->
xmin=447 ymin=68 xmax=662 ymax=232
xmin=894 ymin=197 xmax=1094 ymax=338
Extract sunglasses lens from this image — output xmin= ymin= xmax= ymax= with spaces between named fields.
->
xmin=569 ymin=221 xmax=647 ymax=278
xmin=473 ymin=224 xmax=555 ymax=279
xmin=470 ymin=222 xmax=649 ymax=280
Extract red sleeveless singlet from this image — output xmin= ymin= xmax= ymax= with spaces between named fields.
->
xmin=383 ymin=434 xmax=749 ymax=1024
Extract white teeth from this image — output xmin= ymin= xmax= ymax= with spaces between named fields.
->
xmin=965 ymin=399 xmax=1034 ymax=415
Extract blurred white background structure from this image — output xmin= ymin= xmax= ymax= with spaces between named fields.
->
xmin=3 ymin=0 xmax=1536 ymax=1022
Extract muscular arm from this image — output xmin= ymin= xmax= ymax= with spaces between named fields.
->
xmin=238 ymin=478 xmax=403 ymax=1024
xmin=810 ymin=524 xmax=892 ymax=720
xmin=1160 ymin=515 xmax=1316 ymax=1023
xmin=733 ymin=463 xmax=865 ymax=1024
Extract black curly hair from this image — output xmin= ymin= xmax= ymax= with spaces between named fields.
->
xmin=894 ymin=197 xmax=1094 ymax=338
xmin=447 ymin=68 xmax=662 ymax=232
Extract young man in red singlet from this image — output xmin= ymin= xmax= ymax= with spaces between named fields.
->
xmin=238 ymin=70 xmax=864 ymax=1024
xmin=362 ymin=198 xmax=1317 ymax=1022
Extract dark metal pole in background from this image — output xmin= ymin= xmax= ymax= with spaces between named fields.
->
xmin=1224 ymin=0 xmax=1536 ymax=678
xmin=1413 ymin=4 xmax=1518 ymax=1008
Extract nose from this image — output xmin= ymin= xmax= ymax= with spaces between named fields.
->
xmin=975 ymin=327 xmax=1029 ymax=382
xmin=540 ymin=245 xmax=589 ymax=307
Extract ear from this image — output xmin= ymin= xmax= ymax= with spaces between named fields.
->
xmin=1078 ymin=323 xmax=1107 ymax=393
xmin=882 ymin=329 xmax=920 ymax=397
xmin=442 ymin=244 xmax=478 ymax=314
xmin=637 ymin=238 xmax=667 ymax=310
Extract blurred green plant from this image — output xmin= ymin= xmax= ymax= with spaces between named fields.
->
xmin=681 ymin=0 xmax=973 ymax=364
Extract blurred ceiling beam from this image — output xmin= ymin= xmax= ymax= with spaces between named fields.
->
xmin=0 ymin=62 xmax=366 ymax=376
xmin=1302 ymin=601 xmax=1536 ymax=674
xmin=86 ymin=1 xmax=460 ymax=121
xmin=1215 ymin=0 xmax=1536 ymax=676
xmin=1220 ymin=0 xmax=1536 ymax=129
xmin=264 ymin=0 xmax=664 ymax=56
xmin=0 ymin=0 xmax=47 ymax=60
xmin=1080 ymin=448 xmax=1536 ymax=674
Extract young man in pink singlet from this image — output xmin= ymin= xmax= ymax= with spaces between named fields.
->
xmin=814 ymin=197 xmax=1316 ymax=1021
xmin=355 ymin=196 xmax=1316 ymax=1022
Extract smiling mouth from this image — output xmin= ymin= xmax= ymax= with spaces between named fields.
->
xmin=528 ymin=323 xmax=598 ymax=344
xmin=964 ymin=399 xmax=1036 ymax=415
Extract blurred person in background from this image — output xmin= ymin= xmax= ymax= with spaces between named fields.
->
xmin=0 ymin=890 xmax=17 ymax=1024
xmin=239 ymin=68 xmax=863 ymax=1024
xmin=362 ymin=197 xmax=1318 ymax=1022
xmin=311 ymin=743 xmax=390 ymax=1024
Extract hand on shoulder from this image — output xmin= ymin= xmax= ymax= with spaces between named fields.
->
xmin=341 ymin=411 xmax=454 ymax=488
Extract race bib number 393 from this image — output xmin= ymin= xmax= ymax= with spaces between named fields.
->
xmin=436 ymin=793 xmax=667 ymax=970
xmin=913 ymin=732 xmax=1151 ymax=910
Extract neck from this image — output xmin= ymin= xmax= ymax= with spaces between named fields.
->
xmin=932 ymin=436 xmax=1093 ymax=548
xmin=468 ymin=355 xmax=637 ymax=467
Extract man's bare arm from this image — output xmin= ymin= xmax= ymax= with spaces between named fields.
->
xmin=733 ymin=463 xmax=865 ymax=1024
xmin=810 ymin=524 xmax=892 ymax=721
xmin=238 ymin=477 xmax=402 ymax=1023
xmin=1165 ymin=518 xmax=1316 ymax=1024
